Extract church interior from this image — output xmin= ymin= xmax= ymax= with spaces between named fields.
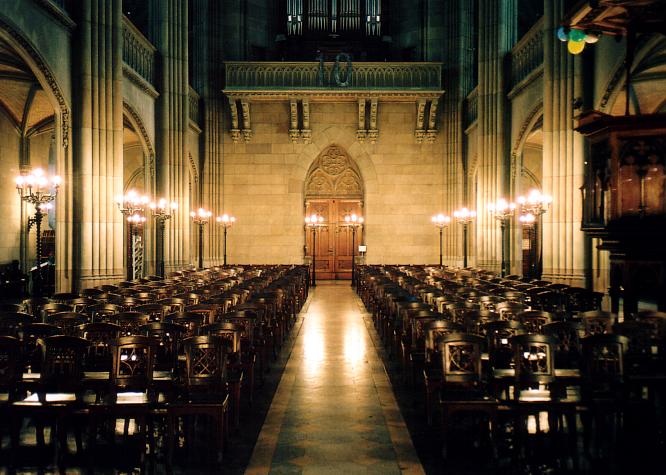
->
xmin=1 ymin=0 xmax=665 ymax=473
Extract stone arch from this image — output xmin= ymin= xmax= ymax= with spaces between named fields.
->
xmin=0 ymin=14 xmax=74 ymax=291
xmin=510 ymin=102 xmax=543 ymax=193
xmin=123 ymin=102 xmax=155 ymax=181
xmin=304 ymin=144 xmax=364 ymax=200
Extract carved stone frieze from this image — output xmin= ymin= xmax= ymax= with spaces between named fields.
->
xmin=415 ymin=99 xmax=427 ymax=144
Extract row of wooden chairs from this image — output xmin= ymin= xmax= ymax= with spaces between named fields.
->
xmin=357 ymin=264 xmax=665 ymax=467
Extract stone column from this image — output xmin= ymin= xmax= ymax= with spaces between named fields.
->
xmin=542 ymin=0 xmax=585 ymax=286
xmin=192 ymin=0 xmax=226 ymax=267
xmin=474 ymin=0 xmax=516 ymax=272
xmin=152 ymin=0 xmax=191 ymax=272
xmin=441 ymin=0 xmax=475 ymax=266
xmin=73 ymin=0 xmax=125 ymax=289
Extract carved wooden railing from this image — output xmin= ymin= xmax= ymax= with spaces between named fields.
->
xmin=189 ymin=86 xmax=200 ymax=125
xmin=510 ymin=17 xmax=544 ymax=90
xmin=122 ymin=16 xmax=156 ymax=86
xmin=224 ymin=61 xmax=442 ymax=90
xmin=465 ymin=87 xmax=478 ymax=127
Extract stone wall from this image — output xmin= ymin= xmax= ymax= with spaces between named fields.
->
xmin=223 ymin=100 xmax=445 ymax=265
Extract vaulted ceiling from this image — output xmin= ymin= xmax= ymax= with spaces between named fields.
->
xmin=0 ymin=38 xmax=55 ymax=136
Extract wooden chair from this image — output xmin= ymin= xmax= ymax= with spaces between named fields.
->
xmin=47 ymin=311 xmax=88 ymax=335
xmin=158 ymin=298 xmax=186 ymax=313
xmin=20 ymin=323 xmax=62 ymax=373
xmin=516 ymin=310 xmax=553 ymax=333
xmin=135 ymin=303 xmax=168 ymax=322
xmin=437 ymin=333 xmax=499 ymax=459
xmin=0 ymin=335 xmax=22 ymax=403
xmin=140 ymin=322 xmax=185 ymax=374
xmin=0 ymin=312 xmax=33 ymax=337
xmin=580 ymin=310 xmax=614 ymax=336
xmin=167 ymin=335 xmax=229 ymax=465
xmin=12 ymin=336 xmax=90 ymax=462
xmin=39 ymin=303 xmax=74 ymax=322
xmin=86 ymin=303 xmax=123 ymax=322
xmin=110 ymin=311 xmax=151 ymax=335
xmin=77 ymin=322 xmax=122 ymax=372
xmin=542 ymin=321 xmax=585 ymax=370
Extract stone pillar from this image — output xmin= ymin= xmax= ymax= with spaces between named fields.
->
xmin=73 ymin=0 xmax=125 ymax=289
xmin=542 ymin=0 xmax=585 ymax=286
xmin=441 ymin=0 xmax=475 ymax=266
xmin=192 ymin=0 xmax=226 ymax=267
xmin=152 ymin=0 xmax=191 ymax=272
xmin=475 ymin=0 xmax=516 ymax=272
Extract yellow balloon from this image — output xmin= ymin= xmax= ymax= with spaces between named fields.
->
xmin=567 ymin=39 xmax=585 ymax=55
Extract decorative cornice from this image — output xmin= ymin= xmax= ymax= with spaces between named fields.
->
xmin=0 ymin=14 xmax=70 ymax=148
xmin=34 ymin=0 xmax=76 ymax=31
xmin=123 ymin=64 xmax=159 ymax=98
xmin=222 ymin=90 xmax=443 ymax=102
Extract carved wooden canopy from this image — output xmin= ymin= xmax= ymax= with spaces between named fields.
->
xmin=304 ymin=145 xmax=364 ymax=199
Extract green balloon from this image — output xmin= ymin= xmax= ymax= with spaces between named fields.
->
xmin=569 ymin=29 xmax=586 ymax=42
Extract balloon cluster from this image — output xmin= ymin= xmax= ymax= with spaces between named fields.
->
xmin=557 ymin=26 xmax=600 ymax=55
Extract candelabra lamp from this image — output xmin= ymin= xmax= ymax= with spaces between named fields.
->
xmin=431 ymin=213 xmax=451 ymax=267
xmin=216 ymin=213 xmax=236 ymax=266
xmin=453 ymin=207 xmax=476 ymax=268
xmin=16 ymin=168 xmax=61 ymax=296
xmin=116 ymin=190 xmax=150 ymax=280
xmin=190 ymin=208 xmax=212 ymax=270
xmin=149 ymin=198 xmax=177 ymax=277
xmin=341 ymin=213 xmax=364 ymax=286
xmin=517 ymin=189 xmax=552 ymax=280
xmin=304 ymin=213 xmax=326 ymax=287
xmin=488 ymin=199 xmax=516 ymax=277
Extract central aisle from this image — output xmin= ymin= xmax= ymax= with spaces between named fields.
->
xmin=246 ymin=282 xmax=424 ymax=474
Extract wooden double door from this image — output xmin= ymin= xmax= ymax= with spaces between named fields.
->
xmin=305 ymin=199 xmax=363 ymax=280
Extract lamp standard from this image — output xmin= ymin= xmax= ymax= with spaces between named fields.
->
xmin=304 ymin=213 xmax=326 ymax=287
xmin=16 ymin=168 xmax=61 ymax=296
xmin=453 ymin=207 xmax=476 ymax=268
xmin=190 ymin=208 xmax=212 ymax=270
xmin=216 ymin=213 xmax=236 ymax=266
xmin=431 ymin=213 xmax=451 ymax=267
xmin=116 ymin=190 xmax=150 ymax=280
xmin=341 ymin=213 xmax=364 ymax=286
xmin=488 ymin=198 xmax=516 ymax=277
xmin=149 ymin=198 xmax=177 ymax=277
xmin=517 ymin=189 xmax=552 ymax=279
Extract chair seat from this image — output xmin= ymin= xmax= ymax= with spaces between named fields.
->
xmin=18 ymin=392 xmax=78 ymax=404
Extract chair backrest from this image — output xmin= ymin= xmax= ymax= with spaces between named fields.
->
xmin=581 ymin=334 xmax=630 ymax=385
xmin=78 ymin=322 xmax=122 ymax=371
xmin=68 ymin=297 xmax=97 ymax=313
xmin=516 ymin=310 xmax=553 ymax=333
xmin=39 ymin=335 xmax=90 ymax=387
xmin=135 ymin=303 xmax=168 ymax=322
xmin=140 ymin=322 xmax=186 ymax=372
xmin=495 ymin=301 xmax=526 ymax=320
xmin=87 ymin=303 xmax=123 ymax=322
xmin=511 ymin=333 xmax=557 ymax=385
xmin=111 ymin=311 xmax=151 ymax=335
xmin=21 ymin=297 xmax=50 ymax=318
xmin=198 ymin=322 xmax=241 ymax=353
xmin=636 ymin=311 xmax=666 ymax=338
xmin=438 ymin=332 xmax=485 ymax=384
xmin=40 ymin=303 xmax=74 ymax=321
xmin=186 ymin=304 xmax=219 ymax=325
xmin=0 ymin=312 xmax=33 ymax=337
xmin=0 ymin=336 xmax=22 ymax=396
xmin=484 ymin=320 xmax=525 ymax=369
xmin=221 ymin=310 xmax=258 ymax=346
xmin=183 ymin=335 xmax=227 ymax=391
xmin=20 ymin=323 xmax=61 ymax=373
xmin=47 ymin=311 xmax=88 ymax=335
xmin=542 ymin=321 xmax=585 ymax=369
xmin=110 ymin=335 xmax=156 ymax=391
xmin=425 ymin=320 xmax=466 ymax=363
xmin=580 ymin=310 xmax=614 ymax=336
xmin=158 ymin=298 xmax=186 ymax=313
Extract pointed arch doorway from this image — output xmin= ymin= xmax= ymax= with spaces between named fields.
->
xmin=304 ymin=145 xmax=364 ymax=280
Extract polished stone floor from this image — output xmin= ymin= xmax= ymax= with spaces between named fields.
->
xmin=246 ymin=281 xmax=424 ymax=475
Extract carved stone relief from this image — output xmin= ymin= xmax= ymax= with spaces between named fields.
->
xmin=305 ymin=145 xmax=364 ymax=198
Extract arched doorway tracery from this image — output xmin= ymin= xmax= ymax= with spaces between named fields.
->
xmin=304 ymin=144 xmax=364 ymax=280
